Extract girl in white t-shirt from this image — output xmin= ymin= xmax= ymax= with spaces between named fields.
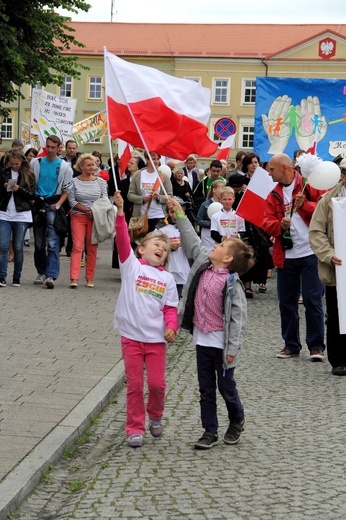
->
xmin=113 ymin=191 xmax=179 ymax=448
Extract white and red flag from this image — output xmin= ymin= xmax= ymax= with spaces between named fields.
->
xmin=236 ymin=166 xmax=277 ymax=228
xmin=117 ymin=139 xmax=133 ymax=179
xmin=104 ymin=50 xmax=218 ymax=160
xmin=216 ymin=134 xmax=236 ymax=161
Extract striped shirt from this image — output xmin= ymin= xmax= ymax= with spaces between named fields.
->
xmin=68 ymin=177 xmax=108 ymax=215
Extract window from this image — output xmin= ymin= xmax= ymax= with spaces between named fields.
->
xmin=240 ymin=121 xmax=254 ymax=149
xmin=184 ymin=77 xmax=201 ymax=84
xmin=242 ymin=79 xmax=256 ymax=105
xmin=60 ymin=76 xmax=72 ymax=97
xmin=212 ymin=78 xmax=230 ymax=105
xmin=0 ymin=116 xmax=13 ymax=140
xmin=88 ymin=76 xmax=103 ymax=100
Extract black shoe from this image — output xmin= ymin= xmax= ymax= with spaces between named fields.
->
xmin=12 ymin=278 xmax=20 ymax=287
xmin=332 ymin=366 xmax=346 ymax=376
xmin=223 ymin=418 xmax=245 ymax=445
xmin=194 ymin=431 xmax=218 ymax=450
xmin=0 ymin=278 xmax=6 ymax=287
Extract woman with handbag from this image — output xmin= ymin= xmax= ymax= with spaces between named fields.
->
xmin=127 ymin=151 xmax=173 ymax=235
xmin=0 ymin=150 xmax=36 ymax=287
xmin=68 ymin=153 xmax=108 ymax=288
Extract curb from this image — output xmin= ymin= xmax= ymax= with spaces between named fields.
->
xmin=0 ymin=361 xmax=124 ymax=520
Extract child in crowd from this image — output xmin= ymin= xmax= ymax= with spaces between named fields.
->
xmin=166 ymin=196 xmax=254 ymax=450
xmin=155 ymin=197 xmax=191 ymax=299
xmin=113 ymin=191 xmax=179 ymax=448
xmin=196 ymin=179 xmax=226 ymax=250
xmin=210 ymin=187 xmax=245 ymax=243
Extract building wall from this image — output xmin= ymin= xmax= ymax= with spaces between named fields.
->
xmin=1 ymin=38 xmax=345 ymax=165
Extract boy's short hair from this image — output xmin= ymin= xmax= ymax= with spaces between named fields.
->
xmin=224 ymin=238 xmax=255 ymax=276
xmin=135 ymin=231 xmax=171 ymax=268
xmin=220 ymin=187 xmax=235 ymax=198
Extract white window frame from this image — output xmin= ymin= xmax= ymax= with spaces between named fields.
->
xmin=60 ymin=76 xmax=73 ymax=98
xmin=242 ymin=79 xmax=256 ymax=105
xmin=212 ymin=78 xmax=230 ymax=105
xmin=0 ymin=116 xmax=13 ymax=140
xmin=184 ymin=76 xmax=201 ymax=84
xmin=88 ymin=76 xmax=103 ymax=100
xmin=239 ymin=117 xmax=254 ymax=150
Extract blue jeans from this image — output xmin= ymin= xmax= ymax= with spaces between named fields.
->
xmin=33 ymin=206 xmax=60 ymax=279
xmin=196 ymin=345 xmax=244 ymax=433
xmin=277 ymin=254 xmax=325 ymax=353
xmin=0 ymin=220 xmax=29 ymax=280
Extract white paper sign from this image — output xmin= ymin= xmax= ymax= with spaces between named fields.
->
xmin=30 ymin=89 xmax=77 ymax=144
xmin=332 ymin=197 xmax=346 ymax=333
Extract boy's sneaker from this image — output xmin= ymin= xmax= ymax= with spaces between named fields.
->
xmin=34 ymin=274 xmax=46 ymax=285
xmin=45 ymin=277 xmax=55 ymax=289
xmin=127 ymin=434 xmax=143 ymax=448
xmin=12 ymin=278 xmax=20 ymax=287
xmin=149 ymin=419 xmax=163 ymax=438
xmin=194 ymin=431 xmax=218 ymax=450
xmin=0 ymin=278 xmax=6 ymax=287
xmin=223 ymin=418 xmax=245 ymax=445
xmin=276 ymin=348 xmax=299 ymax=359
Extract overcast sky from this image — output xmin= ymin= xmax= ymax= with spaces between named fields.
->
xmin=59 ymin=0 xmax=345 ymax=23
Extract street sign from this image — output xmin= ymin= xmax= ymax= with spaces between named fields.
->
xmin=214 ymin=118 xmax=237 ymax=140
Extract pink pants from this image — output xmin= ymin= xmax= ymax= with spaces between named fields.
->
xmin=70 ymin=213 xmax=98 ymax=281
xmin=121 ymin=336 xmax=167 ymax=436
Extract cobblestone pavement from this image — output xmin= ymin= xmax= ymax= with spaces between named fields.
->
xmin=0 ymin=239 xmax=122 ymax=483
xmin=13 ymin=274 xmax=346 ymax=520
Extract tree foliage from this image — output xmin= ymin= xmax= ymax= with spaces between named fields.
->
xmin=0 ymin=0 xmax=90 ymax=112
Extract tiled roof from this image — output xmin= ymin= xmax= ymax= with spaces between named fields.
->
xmin=64 ymin=22 xmax=346 ymax=59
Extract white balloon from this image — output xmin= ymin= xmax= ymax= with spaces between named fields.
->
xmin=207 ymin=202 xmax=223 ymax=219
xmin=158 ymin=165 xmax=172 ymax=177
xmin=308 ymin=161 xmax=341 ymax=190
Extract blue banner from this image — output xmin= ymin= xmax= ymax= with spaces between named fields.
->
xmin=254 ymin=77 xmax=346 ymax=162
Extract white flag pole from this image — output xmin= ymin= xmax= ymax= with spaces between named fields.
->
xmin=104 ymin=47 xmax=118 ymax=193
xmin=104 ymin=48 xmax=168 ymax=197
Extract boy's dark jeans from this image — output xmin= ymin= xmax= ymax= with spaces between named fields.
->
xmin=196 ymin=345 xmax=244 ymax=434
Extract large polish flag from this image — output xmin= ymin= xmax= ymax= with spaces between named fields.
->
xmin=236 ymin=166 xmax=277 ymax=229
xmin=216 ymin=134 xmax=236 ymax=161
xmin=104 ymin=50 xmax=218 ymax=160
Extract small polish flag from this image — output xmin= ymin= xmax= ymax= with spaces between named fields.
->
xmin=236 ymin=166 xmax=277 ymax=229
xmin=104 ymin=50 xmax=218 ymax=160
xmin=118 ymin=140 xmax=133 ymax=178
xmin=216 ymin=134 xmax=236 ymax=161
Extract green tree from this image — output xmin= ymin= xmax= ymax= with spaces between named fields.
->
xmin=0 ymin=0 xmax=90 ymax=113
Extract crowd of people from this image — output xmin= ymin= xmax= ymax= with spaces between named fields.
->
xmin=1 ymin=135 xmax=346 ymax=449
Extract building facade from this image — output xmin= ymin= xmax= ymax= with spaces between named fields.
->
xmin=1 ymin=23 xmax=345 ymax=164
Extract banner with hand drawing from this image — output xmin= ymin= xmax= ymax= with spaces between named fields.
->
xmin=254 ymin=77 xmax=346 ymax=161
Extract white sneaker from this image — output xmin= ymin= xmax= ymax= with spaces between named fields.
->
xmin=34 ymin=274 xmax=46 ymax=285
xmin=127 ymin=434 xmax=143 ymax=448
xmin=45 ymin=277 xmax=55 ymax=289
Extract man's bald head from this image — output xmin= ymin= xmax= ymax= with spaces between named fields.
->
xmin=268 ymin=153 xmax=295 ymax=184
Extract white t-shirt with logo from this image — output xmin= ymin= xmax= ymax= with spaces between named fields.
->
xmin=140 ymin=170 xmax=165 ymax=219
xmin=114 ymin=253 xmax=178 ymax=343
xmin=210 ymin=209 xmax=245 ymax=238
xmin=282 ymin=183 xmax=313 ymax=259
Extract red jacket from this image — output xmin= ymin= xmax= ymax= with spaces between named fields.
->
xmin=263 ymin=172 xmax=324 ymax=269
